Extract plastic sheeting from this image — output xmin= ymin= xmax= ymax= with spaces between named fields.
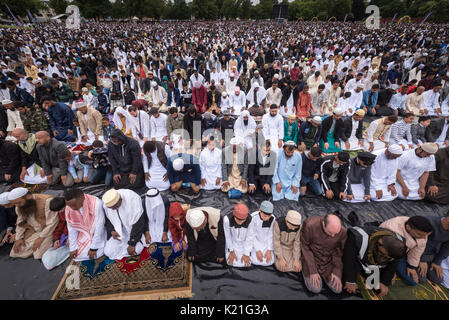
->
xmin=0 ymin=183 xmax=448 ymax=300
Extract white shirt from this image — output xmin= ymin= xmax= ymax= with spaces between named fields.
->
xmin=149 ymin=113 xmax=168 ymax=141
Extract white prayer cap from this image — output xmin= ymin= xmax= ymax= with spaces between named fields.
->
xmin=253 ymin=82 xmax=260 ymax=88
xmin=173 ymin=158 xmax=184 ymax=171
xmin=388 ymin=144 xmax=403 ymax=155
xmin=151 ymin=81 xmax=158 ymax=87
xmin=273 ymin=74 xmax=280 ymax=79
xmin=32 ymin=79 xmax=41 ymax=84
xmin=82 ymin=87 xmax=88 ymax=92
xmin=316 ymin=55 xmax=322 ymax=59
xmin=2 ymin=99 xmax=13 ymax=105
xmin=75 ymin=101 xmax=87 ymax=109
xmin=286 ymin=210 xmax=302 ymax=226
xmin=418 ymin=64 xmax=425 ymax=69
xmin=0 ymin=192 xmax=10 ymax=205
xmin=230 ymin=137 xmax=239 ymax=145
xmin=333 ymin=107 xmax=343 ymax=115
xmin=421 ymin=142 xmax=438 ymax=154
xmin=186 ymin=209 xmax=205 ymax=228
xmin=102 ymin=189 xmax=121 ymax=208
xmin=7 ymin=187 xmax=29 ymax=201
xmin=24 ymin=47 xmax=31 ymax=55
xmin=344 ymin=56 xmax=349 ymax=59
xmin=222 ymin=91 xmax=228 ymax=97
xmin=194 ymin=81 xmax=202 ymax=89
xmin=312 ymin=116 xmax=322 ymax=124
xmin=254 ymin=70 xmax=259 ymax=74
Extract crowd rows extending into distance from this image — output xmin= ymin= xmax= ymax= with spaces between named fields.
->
xmin=0 ymin=20 xmax=449 ymax=297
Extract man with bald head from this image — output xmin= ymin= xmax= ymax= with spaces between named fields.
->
xmin=300 ymin=214 xmax=347 ymax=294
xmin=12 ymin=128 xmax=46 ymax=184
xmin=35 ymin=131 xmax=74 ymax=186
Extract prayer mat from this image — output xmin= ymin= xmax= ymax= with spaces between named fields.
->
xmin=52 ymin=242 xmax=192 ymax=300
xmin=357 ymin=275 xmax=449 ymax=300
xmin=7 ymin=181 xmax=48 ymax=193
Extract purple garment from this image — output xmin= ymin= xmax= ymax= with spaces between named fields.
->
xmin=60 ymin=234 xmax=69 ymax=247
xmin=171 ymin=240 xmax=188 ymax=253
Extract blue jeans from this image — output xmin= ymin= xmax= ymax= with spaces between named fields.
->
xmin=300 ymin=176 xmax=323 ymax=195
xmin=89 ymin=166 xmax=113 ymax=186
xmin=396 ymin=257 xmax=418 ymax=286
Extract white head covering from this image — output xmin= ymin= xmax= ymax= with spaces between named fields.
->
xmin=253 ymin=82 xmax=260 ymax=88
xmin=0 ymin=192 xmax=10 ymax=205
xmin=173 ymin=158 xmax=184 ymax=171
xmin=151 ymin=81 xmax=158 ymax=87
xmin=145 ymin=188 xmax=167 ymax=242
xmin=312 ymin=116 xmax=322 ymax=123
xmin=388 ymin=144 xmax=403 ymax=155
xmin=421 ymin=142 xmax=438 ymax=154
xmin=8 ymin=188 xmax=29 ymax=201
xmin=333 ymin=107 xmax=343 ymax=115
xmin=186 ymin=209 xmax=206 ymax=228
xmin=112 ymin=106 xmax=132 ymax=131
xmin=230 ymin=137 xmax=239 ymax=145
xmin=194 ymin=81 xmax=202 ymax=89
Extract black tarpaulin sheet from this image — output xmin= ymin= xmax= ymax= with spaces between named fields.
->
xmin=0 ymin=183 xmax=448 ymax=300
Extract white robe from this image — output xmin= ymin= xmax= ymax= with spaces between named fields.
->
xmin=341 ymin=118 xmax=363 ymax=151
xmin=129 ymin=110 xmax=151 ymax=147
xmin=229 ymin=92 xmax=246 ymax=116
xmin=199 ymin=147 xmax=222 ymax=190
xmin=67 ymin=197 xmax=107 ymax=262
xmin=142 ymin=144 xmax=171 ymax=191
xmin=422 ymin=90 xmax=441 ymax=116
xmin=369 ymin=149 xmax=400 ymax=202
xmin=103 ymin=189 xmax=146 ymax=260
xmin=234 ymin=112 xmax=257 ymax=149
xmin=262 ymin=113 xmax=284 ymax=154
xmin=223 ymin=215 xmax=255 ymax=268
xmin=149 ymin=113 xmax=168 ymax=142
xmin=145 ymin=192 xmax=171 ymax=243
xmin=249 ymin=211 xmax=274 ymax=266
xmin=246 ymin=86 xmax=267 ymax=109
xmin=396 ymin=148 xmax=436 ymax=200
xmin=363 ymin=120 xmax=391 ymax=152
xmin=22 ymin=165 xmax=47 ymax=184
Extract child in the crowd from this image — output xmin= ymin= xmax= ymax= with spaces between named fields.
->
xmin=96 ymin=85 xmax=110 ymax=114
xmin=102 ymin=116 xmax=115 ymax=143
xmin=41 ymin=197 xmax=70 ymax=270
xmin=60 ymin=149 xmax=90 ymax=183
xmin=168 ymin=202 xmax=188 ymax=253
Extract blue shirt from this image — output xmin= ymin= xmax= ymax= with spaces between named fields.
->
xmin=272 ymin=150 xmax=302 ymax=188
xmin=361 ymin=90 xmax=378 ymax=108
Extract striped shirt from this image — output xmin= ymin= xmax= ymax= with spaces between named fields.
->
xmin=389 ymin=120 xmax=412 ymax=144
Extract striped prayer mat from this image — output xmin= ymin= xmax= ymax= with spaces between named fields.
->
xmin=52 ymin=242 xmax=192 ymax=300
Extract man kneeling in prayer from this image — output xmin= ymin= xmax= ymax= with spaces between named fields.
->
xmin=343 ymin=224 xmax=407 ymax=297
xmin=65 ymin=188 xmax=107 ymax=261
xmin=345 ymin=152 xmax=377 ymax=203
xmin=9 ymin=187 xmax=58 ymax=260
xmin=250 ymin=201 xmax=275 ymax=266
xmin=273 ymin=210 xmax=303 ymax=273
xmin=102 ymin=189 xmax=150 ymax=260
xmin=185 ymin=207 xmax=225 ymax=263
xmin=219 ymin=203 xmax=254 ymax=268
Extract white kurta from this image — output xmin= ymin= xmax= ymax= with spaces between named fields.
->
xmin=150 ymin=113 xmax=168 ymax=142
xmin=262 ymin=113 xmax=284 ymax=154
xmin=280 ymin=91 xmax=296 ymax=118
xmin=142 ymin=144 xmax=171 ymax=191
xmin=363 ymin=120 xmax=391 ymax=152
xmin=435 ymin=121 xmax=449 ymax=148
xmin=199 ymin=147 xmax=222 ymax=190
xmin=103 ymin=189 xmax=146 ymax=260
xmin=223 ymin=215 xmax=255 ymax=268
xmin=249 ymin=211 xmax=274 ymax=266
xmin=229 ymin=92 xmax=246 ymax=116
xmin=234 ymin=113 xmax=257 ymax=149
xmin=396 ymin=148 xmax=436 ymax=200
xmin=422 ymin=90 xmax=441 ymax=116
xmin=369 ymin=149 xmax=400 ymax=202
xmin=337 ymin=97 xmax=353 ymax=117
xmin=145 ymin=192 xmax=171 ymax=243
xmin=247 ymin=86 xmax=267 ymax=109
xmin=67 ymin=198 xmax=107 ymax=262
xmin=129 ymin=110 xmax=151 ymax=147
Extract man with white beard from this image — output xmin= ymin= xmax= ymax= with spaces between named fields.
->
xmin=234 ymin=110 xmax=257 ymax=150
xmin=200 ymin=137 xmax=222 ymax=190
xmin=102 ymin=188 xmax=150 ymax=260
xmin=262 ymin=104 xmax=284 ymax=154
xmin=229 ymin=86 xmax=246 ymax=116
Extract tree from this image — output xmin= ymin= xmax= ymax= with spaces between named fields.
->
xmin=0 ymin=0 xmax=45 ymax=17
xmin=49 ymin=0 xmax=69 ymax=15
xmin=74 ymin=0 xmax=112 ymax=19
xmin=352 ymin=0 xmax=365 ymax=20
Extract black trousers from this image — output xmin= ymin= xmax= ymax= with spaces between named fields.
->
xmin=113 ymin=171 xmax=145 ymax=191
xmin=0 ymin=168 xmax=20 ymax=184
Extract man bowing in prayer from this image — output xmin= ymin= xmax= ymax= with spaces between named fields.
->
xmin=273 ymin=210 xmax=302 ymax=273
xmin=345 ymin=152 xmax=377 ymax=203
xmin=9 ymin=188 xmax=58 ymax=260
xmin=301 ymin=214 xmax=347 ymax=294
xmin=370 ymin=144 xmax=403 ymax=201
xmin=102 ymin=189 xmax=150 ymax=260
xmin=426 ymin=146 xmax=449 ymax=204
xmin=185 ymin=207 xmax=225 ymax=263
xmin=396 ymin=143 xmax=438 ymax=200
xmin=64 ymin=188 xmax=107 ymax=261
xmin=320 ymin=152 xmax=351 ymax=200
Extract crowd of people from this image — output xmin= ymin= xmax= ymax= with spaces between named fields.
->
xmin=0 ymin=20 xmax=449 ymax=297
